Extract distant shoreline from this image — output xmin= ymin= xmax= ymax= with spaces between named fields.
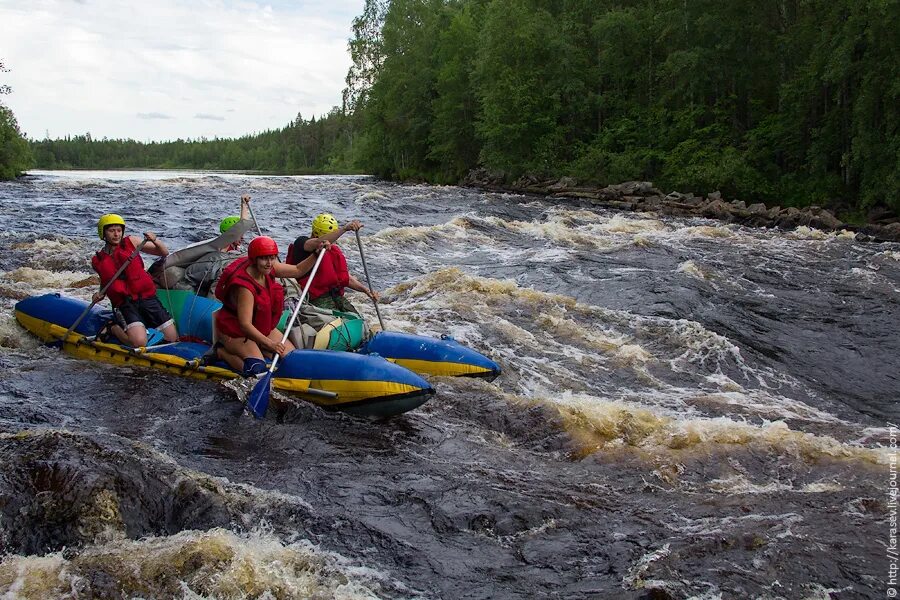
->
xmin=24 ymin=168 xmax=368 ymax=177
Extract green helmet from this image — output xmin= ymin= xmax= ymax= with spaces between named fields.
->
xmin=219 ymin=216 xmax=241 ymax=234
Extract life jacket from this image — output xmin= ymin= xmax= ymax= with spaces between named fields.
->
xmin=91 ymin=236 xmax=157 ymax=307
xmin=286 ymin=242 xmax=349 ymax=301
xmin=214 ymin=256 xmax=285 ymax=337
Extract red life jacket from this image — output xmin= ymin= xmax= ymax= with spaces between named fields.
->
xmin=214 ymin=256 xmax=285 ymax=337
xmin=286 ymin=243 xmax=349 ymax=301
xmin=91 ymin=236 xmax=157 ymax=307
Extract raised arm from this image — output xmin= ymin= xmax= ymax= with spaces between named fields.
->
xmin=302 ymin=220 xmax=362 ymax=251
xmin=131 ymin=233 xmax=169 ymax=257
xmin=274 ymin=241 xmax=330 ymax=279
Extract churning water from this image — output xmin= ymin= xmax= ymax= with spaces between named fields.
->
xmin=0 ymin=171 xmax=897 ymax=599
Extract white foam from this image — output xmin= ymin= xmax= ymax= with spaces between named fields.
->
xmin=0 ymin=528 xmax=391 ymax=599
xmin=2 ymin=267 xmax=95 ymax=293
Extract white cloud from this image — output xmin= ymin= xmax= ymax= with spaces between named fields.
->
xmin=0 ymin=0 xmax=364 ymax=141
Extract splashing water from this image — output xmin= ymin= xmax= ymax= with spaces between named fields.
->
xmin=0 ymin=171 xmax=897 ymax=598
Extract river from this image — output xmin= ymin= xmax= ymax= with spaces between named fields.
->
xmin=0 ymin=171 xmax=897 ymax=599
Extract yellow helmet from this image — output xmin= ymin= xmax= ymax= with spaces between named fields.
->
xmin=98 ymin=213 xmax=126 ymax=240
xmin=311 ymin=213 xmax=339 ymax=238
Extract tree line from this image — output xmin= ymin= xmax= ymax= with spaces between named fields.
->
xmin=4 ymin=0 xmax=898 ymax=215
xmin=348 ymin=0 xmax=898 ymax=213
xmin=0 ymin=60 xmax=32 ymax=180
xmin=29 ymin=109 xmax=356 ymax=174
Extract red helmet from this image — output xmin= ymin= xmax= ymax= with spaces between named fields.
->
xmin=248 ymin=236 xmax=279 ymax=259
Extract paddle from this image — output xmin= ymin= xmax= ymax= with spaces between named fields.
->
xmin=247 ymin=246 xmax=329 ymax=419
xmin=245 ymin=200 xmax=265 ymax=239
xmin=58 ymin=238 xmax=149 ymax=346
xmin=245 ymin=201 xmax=304 ymax=295
xmin=354 ymin=229 xmax=386 ymax=331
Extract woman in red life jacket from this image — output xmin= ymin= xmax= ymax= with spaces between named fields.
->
xmin=214 ymin=235 xmax=328 ymax=376
xmin=92 ymin=213 xmax=178 ymax=347
xmin=287 ymin=213 xmax=378 ymax=315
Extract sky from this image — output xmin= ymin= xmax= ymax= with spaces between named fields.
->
xmin=0 ymin=0 xmax=366 ymax=142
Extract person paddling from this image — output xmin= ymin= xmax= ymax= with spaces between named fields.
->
xmin=92 ymin=214 xmax=178 ymax=346
xmin=287 ymin=213 xmax=378 ymax=315
xmin=213 ymin=235 xmax=329 ymax=375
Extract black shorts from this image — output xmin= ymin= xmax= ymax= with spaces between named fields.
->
xmin=116 ymin=296 xmax=175 ymax=332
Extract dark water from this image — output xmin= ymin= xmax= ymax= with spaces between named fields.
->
xmin=0 ymin=171 xmax=897 ymax=599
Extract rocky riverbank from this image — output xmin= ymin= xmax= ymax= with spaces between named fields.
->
xmin=462 ymin=170 xmax=900 ymax=243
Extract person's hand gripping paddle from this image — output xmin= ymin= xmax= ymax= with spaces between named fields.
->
xmin=57 ymin=238 xmax=149 ymax=347
xmin=247 ymin=245 xmax=328 ymax=419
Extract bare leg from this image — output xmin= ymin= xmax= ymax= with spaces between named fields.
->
xmin=219 ymin=334 xmax=263 ymax=371
xmin=216 ymin=346 xmax=247 ymax=372
xmin=125 ymin=323 xmax=148 ymax=347
xmin=160 ymin=321 xmax=178 ymax=342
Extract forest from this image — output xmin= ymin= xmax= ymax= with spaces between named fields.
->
xmin=5 ymin=0 xmax=899 ymax=214
xmin=29 ymin=109 xmax=355 ymax=174
xmin=0 ymin=60 xmax=31 ymax=180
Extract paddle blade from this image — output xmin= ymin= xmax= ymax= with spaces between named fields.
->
xmin=247 ymin=372 xmax=273 ymax=419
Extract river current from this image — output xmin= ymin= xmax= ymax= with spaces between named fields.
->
xmin=0 ymin=171 xmax=897 ymax=599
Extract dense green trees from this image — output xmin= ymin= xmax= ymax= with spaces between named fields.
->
xmin=30 ymin=110 xmax=356 ymax=174
xmin=0 ymin=60 xmax=32 ymax=180
xmin=350 ymin=0 xmax=899 ymax=212
xmin=25 ymin=0 xmax=899 ymax=214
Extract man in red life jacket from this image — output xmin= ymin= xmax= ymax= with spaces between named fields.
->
xmin=213 ymin=235 xmax=328 ymax=376
xmin=92 ymin=214 xmax=178 ymax=347
xmin=287 ymin=213 xmax=378 ymax=315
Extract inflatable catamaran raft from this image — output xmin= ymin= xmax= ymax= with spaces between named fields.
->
xmin=14 ymin=289 xmax=500 ymax=418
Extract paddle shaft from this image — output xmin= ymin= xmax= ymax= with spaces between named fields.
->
xmin=266 ymin=246 xmax=328 ymax=374
xmin=246 ymin=201 xmax=265 ymax=238
xmin=245 ymin=248 xmax=335 ymax=419
xmin=245 ymin=201 xmax=303 ymax=295
xmin=62 ymin=238 xmax=150 ymax=343
xmin=354 ymin=229 xmax=386 ymax=331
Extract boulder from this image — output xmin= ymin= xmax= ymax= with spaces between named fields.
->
xmin=642 ymin=195 xmax=664 ymax=210
xmin=868 ymin=205 xmax=898 ymax=224
xmin=747 ymin=203 xmax=767 ymax=215
xmin=708 ymin=191 xmax=722 ymax=201
xmin=463 ymin=168 xmax=504 ymax=187
xmin=547 ymin=176 xmax=577 ymax=192
xmin=882 ymin=222 xmax=900 ymax=242
xmin=612 ymin=181 xmax=660 ymax=196
xmin=513 ymin=174 xmax=542 ymax=189
xmin=730 ymin=199 xmax=747 ymax=210
xmin=597 ymin=185 xmax=624 ymax=200
xmin=702 ymin=199 xmax=734 ymax=221
xmin=775 ymin=207 xmax=801 ymax=228
xmin=806 ymin=208 xmax=843 ymax=230
xmin=683 ymin=194 xmax=704 ymax=207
